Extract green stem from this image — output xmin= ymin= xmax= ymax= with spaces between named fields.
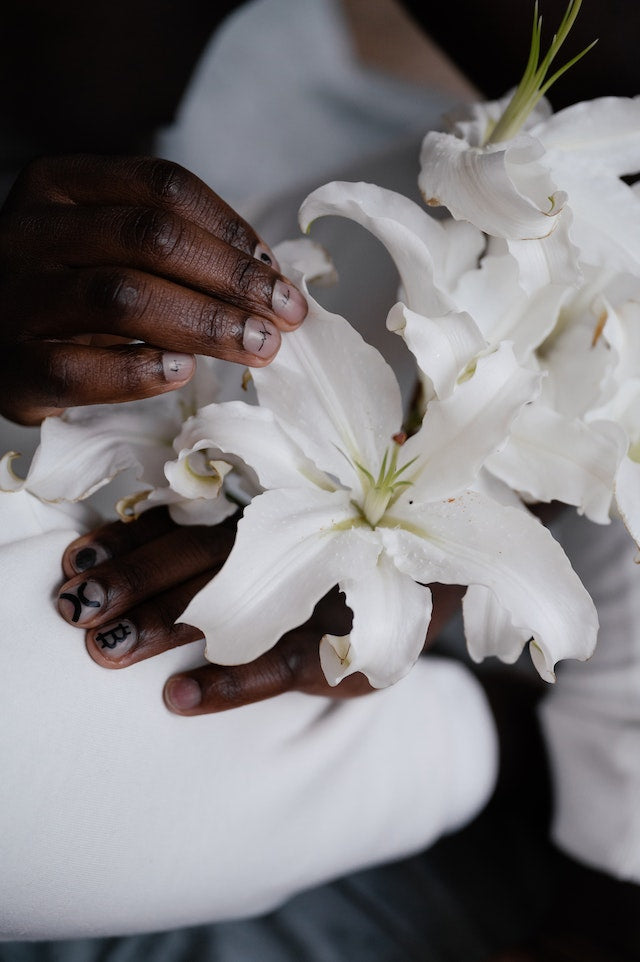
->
xmin=484 ymin=0 xmax=596 ymax=145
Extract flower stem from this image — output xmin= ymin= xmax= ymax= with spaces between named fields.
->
xmin=485 ymin=0 xmax=596 ymax=145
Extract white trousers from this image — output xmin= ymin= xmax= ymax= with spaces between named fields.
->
xmin=0 ymin=489 xmax=497 ymax=939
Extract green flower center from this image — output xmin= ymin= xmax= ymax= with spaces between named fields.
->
xmin=355 ymin=440 xmax=417 ymax=527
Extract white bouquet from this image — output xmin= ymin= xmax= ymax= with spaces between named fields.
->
xmin=6 ymin=0 xmax=640 ymax=690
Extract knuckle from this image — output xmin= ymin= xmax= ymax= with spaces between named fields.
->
xmin=279 ymin=637 xmax=310 ymax=687
xmin=43 ymin=349 xmax=77 ymax=407
xmin=215 ymin=213 xmax=256 ymax=254
xmin=121 ymin=208 xmax=185 ymax=261
xmin=228 ymin=254 xmax=265 ymax=300
xmin=157 ymin=604 xmax=182 ymax=637
xmin=86 ymin=268 xmax=150 ymax=323
xmin=196 ymin=301 xmax=236 ymax=343
xmin=145 ymin=159 xmax=196 ymax=210
xmin=108 ymin=346 xmax=152 ymax=394
xmin=210 ymin=668 xmax=246 ymax=706
xmin=274 ymin=647 xmax=299 ymax=690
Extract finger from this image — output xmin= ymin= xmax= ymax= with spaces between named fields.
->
xmin=57 ymin=520 xmax=236 ymax=628
xmin=3 ymin=155 xmax=281 ymax=268
xmin=162 ymin=583 xmax=463 ymax=714
xmin=62 ymin=507 xmax=181 ymax=579
xmin=11 ymin=267 xmax=285 ymax=364
xmin=0 ymin=341 xmax=195 ymax=426
xmin=85 ymin=570 xmax=211 ymax=669
xmin=2 ymin=205 xmax=305 ymax=330
xmin=163 ymin=629 xmax=374 ymax=716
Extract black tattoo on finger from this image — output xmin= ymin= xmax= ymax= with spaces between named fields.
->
xmin=96 ymin=622 xmax=132 ymax=650
xmin=59 ymin=580 xmax=103 ymax=623
xmin=257 ymin=323 xmax=272 ymax=351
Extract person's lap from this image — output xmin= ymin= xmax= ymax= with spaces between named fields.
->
xmin=0 ymin=489 xmax=498 ymax=942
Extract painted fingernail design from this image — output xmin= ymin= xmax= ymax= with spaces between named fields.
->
xmin=243 ymin=317 xmax=280 ymax=359
xmin=69 ymin=543 xmax=110 ymax=574
xmin=58 ymin=580 xmax=105 ymax=624
xmin=90 ymin=619 xmax=138 ymax=659
xmin=163 ymin=353 xmax=196 ymax=383
xmin=254 ymin=242 xmax=280 ymax=273
xmin=272 ymin=280 xmax=307 ymax=325
xmin=164 ymin=676 xmax=202 ymax=712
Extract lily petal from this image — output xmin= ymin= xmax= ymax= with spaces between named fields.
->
xmin=173 ymin=402 xmax=334 ymax=493
xmin=380 ymin=491 xmax=598 ymax=680
xmin=273 ymin=237 xmax=338 ymax=285
xmin=453 ymin=252 xmax=566 ymax=356
xmin=162 ymin=494 xmax=237 ymax=527
xmin=419 ymin=131 xmax=566 ymax=240
xmin=164 ymin=452 xmax=232 ymax=502
xmin=487 ymin=405 xmax=627 ymax=524
xmin=549 ymin=167 xmax=640 ymax=275
xmin=299 ymin=180 xmax=483 ymax=316
xmin=386 ymin=302 xmax=485 ymax=400
xmin=463 ymin=584 xmax=531 ymax=666
xmin=535 ymin=97 xmax=640 ymax=177
xmin=180 ymin=488 xmax=380 ymax=666
xmin=400 ymin=343 xmax=540 ymax=502
xmin=320 ymin=552 xmax=432 ymax=688
xmin=503 ymin=212 xmax=581 ymax=293
xmin=253 ymin=295 xmax=403 ymax=494
xmin=5 ymin=402 xmax=178 ymax=502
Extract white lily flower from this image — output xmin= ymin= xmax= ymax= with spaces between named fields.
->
xmin=485 ymin=275 xmax=631 ymax=523
xmin=420 ymin=102 xmax=566 ymax=241
xmin=299 ymin=180 xmax=484 ymax=317
xmin=299 ymin=180 xmax=629 ymax=523
xmin=416 ymin=2 xmax=640 ymax=289
xmin=299 ymin=180 xmax=567 ymax=394
xmin=0 ymin=355 xmax=240 ymax=523
xmin=534 ymin=97 xmax=640 ymax=276
xmin=420 ymin=91 xmax=640 ymax=291
xmin=178 ymin=279 xmax=597 ymax=687
xmin=418 ymin=95 xmax=580 ymax=292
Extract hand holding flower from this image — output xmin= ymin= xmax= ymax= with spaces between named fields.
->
xmin=57 ymin=506 xmax=466 ymax=714
xmin=0 ymin=154 xmax=307 ymax=426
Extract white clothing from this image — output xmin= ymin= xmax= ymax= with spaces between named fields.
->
xmin=539 ymin=513 xmax=640 ymax=881
xmin=0 ymin=0 xmax=498 ymax=940
xmin=0 ymin=494 xmax=496 ymax=939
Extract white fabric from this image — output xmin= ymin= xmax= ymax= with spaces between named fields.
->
xmin=155 ymin=0 xmax=454 ymax=220
xmin=0 ymin=491 xmax=497 ymax=938
xmin=539 ymin=512 xmax=640 ymax=881
xmin=0 ymin=0 xmax=500 ymax=940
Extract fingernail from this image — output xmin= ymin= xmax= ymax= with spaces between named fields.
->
xmin=162 ymin=353 xmax=195 ymax=383
xmin=69 ymin=543 xmax=110 ymax=574
xmin=254 ymin=242 xmax=280 ymax=273
xmin=272 ymin=280 xmax=307 ymax=326
xmin=164 ymin=676 xmax=202 ymax=712
xmin=243 ymin=317 xmax=280 ymax=359
xmin=58 ymin=580 xmax=105 ymax=624
xmin=90 ymin=619 xmax=138 ymax=659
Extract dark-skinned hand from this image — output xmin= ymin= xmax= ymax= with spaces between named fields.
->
xmin=56 ymin=508 xmax=464 ymax=716
xmin=0 ymin=154 xmax=307 ymax=425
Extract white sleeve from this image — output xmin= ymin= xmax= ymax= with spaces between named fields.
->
xmin=0 ymin=488 xmax=498 ymax=940
xmin=539 ymin=511 xmax=640 ymax=881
